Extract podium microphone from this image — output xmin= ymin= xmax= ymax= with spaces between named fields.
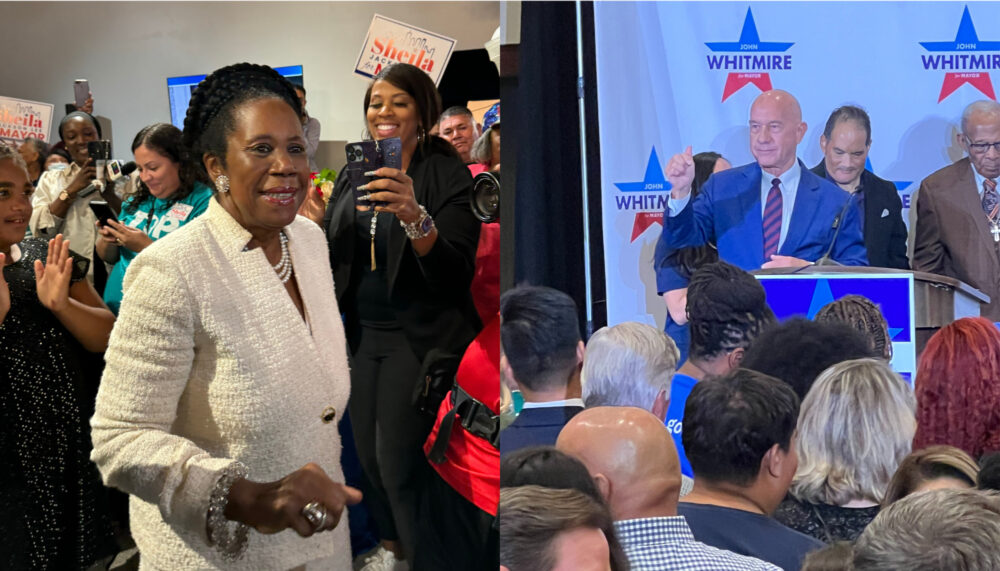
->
xmin=815 ymin=195 xmax=856 ymax=267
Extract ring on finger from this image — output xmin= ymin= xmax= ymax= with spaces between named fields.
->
xmin=301 ymin=501 xmax=328 ymax=531
xmin=115 ymin=238 xmax=123 ymax=246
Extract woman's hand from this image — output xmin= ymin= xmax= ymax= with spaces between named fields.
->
xmin=298 ymin=184 xmax=326 ymax=227
xmin=104 ymin=219 xmax=153 ymax=253
xmin=34 ymin=235 xmax=74 ymax=313
xmin=225 ymin=463 xmax=362 ymax=538
xmin=363 ymin=168 xmax=422 ymax=224
xmin=0 ymin=253 xmax=9 ymax=324
xmin=64 ymin=159 xmax=97 ymax=197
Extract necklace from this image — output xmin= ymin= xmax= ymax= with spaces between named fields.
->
xmin=370 ymin=211 xmax=378 ymax=270
xmin=272 ymin=231 xmax=293 ymax=283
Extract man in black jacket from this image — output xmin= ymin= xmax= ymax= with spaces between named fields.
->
xmin=812 ymin=105 xmax=909 ymax=269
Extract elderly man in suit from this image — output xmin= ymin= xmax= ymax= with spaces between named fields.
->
xmin=499 ymin=285 xmax=585 ymax=456
xmin=914 ymin=100 xmax=1000 ymax=321
xmin=812 ymin=105 xmax=909 ymax=269
xmin=656 ymin=90 xmax=868 ymax=270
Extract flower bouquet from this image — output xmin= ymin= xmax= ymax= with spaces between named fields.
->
xmin=311 ymin=168 xmax=337 ymax=206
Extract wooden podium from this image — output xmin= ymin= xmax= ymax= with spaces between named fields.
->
xmin=753 ymin=266 xmax=990 ymax=359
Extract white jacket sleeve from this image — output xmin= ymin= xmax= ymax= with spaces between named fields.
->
xmin=90 ymin=251 xmax=233 ymax=542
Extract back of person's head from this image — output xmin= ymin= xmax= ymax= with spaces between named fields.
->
xmin=581 ymin=322 xmax=679 ymax=413
xmin=682 ymin=368 xmax=800 ymax=487
xmin=802 ymin=541 xmax=855 ymax=571
xmin=882 ymin=445 xmax=979 ymax=506
xmin=21 ymin=137 xmax=48 ymax=170
xmin=814 ymin=295 xmax=893 ymax=361
xmin=182 ymin=63 xmax=302 ymax=188
xmin=686 ymin=261 xmax=775 ymax=364
xmin=500 ymin=446 xmax=604 ymax=504
xmin=978 ymin=452 xmax=1000 ymax=491
xmin=742 ymin=317 xmax=877 ymax=399
xmin=556 ymin=406 xmax=683 ymax=519
xmin=499 ymin=485 xmax=627 ymax=571
xmin=500 ymin=285 xmax=582 ymax=392
xmin=913 ymin=317 xmax=1000 ymax=459
xmin=854 ymin=489 xmax=1000 ymax=571
xmin=791 ymin=358 xmax=916 ymax=505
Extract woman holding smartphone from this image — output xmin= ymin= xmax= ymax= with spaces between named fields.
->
xmin=318 ymin=62 xmax=482 ymax=568
xmin=95 ymin=123 xmax=212 ymax=314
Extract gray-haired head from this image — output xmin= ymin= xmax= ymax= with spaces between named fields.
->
xmin=960 ymin=100 xmax=1000 ymax=135
xmin=581 ymin=322 xmax=680 ymax=411
xmin=854 ymin=488 xmax=1000 ymax=571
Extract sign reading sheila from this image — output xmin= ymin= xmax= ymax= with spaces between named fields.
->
xmin=0 ymin=96 xmax=53 ymax=145
xmin=354 ymin=14 xmax=456 ymax=86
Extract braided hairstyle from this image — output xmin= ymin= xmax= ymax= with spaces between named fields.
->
xmin=664 ymin=152 xmax=724 ymax=279
xmin=685 ymin=260 xmax=775 ymax=361
xmin=125 ymin=123 xmax=204 ymax=214
xmin=181 ymin=63 xmax=302 ymax=189
xmin=814 ymin=295 xmax=892 ymax=360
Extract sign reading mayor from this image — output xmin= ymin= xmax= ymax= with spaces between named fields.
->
xmin=0 ymin=96 xmax=53 ymax=145
xmin=354 ymin=14 xmax=456 ymax=85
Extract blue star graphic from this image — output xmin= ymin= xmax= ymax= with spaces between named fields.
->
xmin=864 ymin=157 xmax=912 ymax=191
xmin=614 ymin=148 xmax=671 ymax=193
xmin=705 ymin=7 xmax=793 ymax=52
xmin=806 ymin=279 xmax=904 ymax=340
xmin=920 ymin=5 xmax=1000 ymax=52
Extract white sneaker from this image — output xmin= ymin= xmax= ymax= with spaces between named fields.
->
xmin=355 ymin=546 xmax=407 ymax=571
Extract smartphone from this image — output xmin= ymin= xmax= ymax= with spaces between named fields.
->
xmin=73 ymin=79 xmax=90 ymax=109
xmin=88 ymin=200 xmax=116 ymax=228
xmin=343 ymin=138 xmax=402 ymax=209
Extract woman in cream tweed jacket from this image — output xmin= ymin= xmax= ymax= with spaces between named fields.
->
xmin=91 ymin=64 xmax=357 ymax=569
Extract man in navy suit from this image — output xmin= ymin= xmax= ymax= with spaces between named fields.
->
xmin=812 ymin=105 xmax=909 ymax=269
xmin=656 ymin=90 xmax=868 ymax=271
xmin=499 ymin=285 xmax=585 ymax=456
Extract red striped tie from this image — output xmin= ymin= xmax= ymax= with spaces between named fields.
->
xmin=762 ymin=178 xmax=783 ymax=261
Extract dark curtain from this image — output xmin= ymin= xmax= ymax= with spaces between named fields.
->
xmin=508 ymin=1 xmax=605 ymax=336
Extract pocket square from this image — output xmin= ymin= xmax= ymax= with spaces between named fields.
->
xmin=881 ymin=208 xmax=890 ymax=218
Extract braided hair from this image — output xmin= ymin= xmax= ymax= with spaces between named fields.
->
xmin=686 ymin=260 xmax=775 ymax=361
xmin=125 ymin=123 xmax=204 ymax=214
xmin=814 ymin=295 xmax=892 ymax=360
xmin=182 ymin=63 xmax=302 ymax=188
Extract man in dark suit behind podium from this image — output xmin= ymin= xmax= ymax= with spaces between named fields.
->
xmin=913 ymin=100 xmax=1000 ymax=321
xmin=812 ymin=105 xmax=909 ymax=269
xmin=656 ymin=90 xmax=868 ymax=271
xmin=499 ymin=285 xmax=585 ymax=456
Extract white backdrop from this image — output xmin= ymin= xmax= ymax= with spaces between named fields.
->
xmin=595 ymin=1 xmax=1000 ymax=327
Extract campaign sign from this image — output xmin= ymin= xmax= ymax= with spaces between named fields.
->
xmin=0 ymin=96 xmax=53 ymax=145
xmin=354 ymin=14 xmax=456 ymax=85
xmin=755 ymin=273 xmax=916 ymax=384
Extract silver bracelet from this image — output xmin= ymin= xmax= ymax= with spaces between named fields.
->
xmin=207 ymin=461 xmax=250 ymax=561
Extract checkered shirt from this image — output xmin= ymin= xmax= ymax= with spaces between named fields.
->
xmin=615 ymin=516 xmax=782 ymax=571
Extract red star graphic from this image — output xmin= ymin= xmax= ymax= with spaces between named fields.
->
xmin=631 ymin=212 xmax=663 ymax=242
xmin=722 ymin=73 xmax=773 ymax=102
xmin=939 ymin=72 xmax=996 ymax=102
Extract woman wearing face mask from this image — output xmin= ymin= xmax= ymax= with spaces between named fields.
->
xmin=95 ymin=123 xmax=212 ymax=314
xmin=0 ymin=145 xmax=118 ymax=569
xmin=91 ymin=63 xmax=359 ymax=568
xmin=29 ymin=111 xmax=120 ymax=285
xmin=318 ymin=63 xmax=482 ymax=568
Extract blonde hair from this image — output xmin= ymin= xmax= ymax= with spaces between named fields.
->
xmin=882 ymin=445 xmax=980 ymax=507
xmin=791 ymin=358 xmax=916 ymax=505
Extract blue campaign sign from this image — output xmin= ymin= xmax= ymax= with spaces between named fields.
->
xmin=756 ymin=273 xmax=916 ymax=383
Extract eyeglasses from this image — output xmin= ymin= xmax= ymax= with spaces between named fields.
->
xmin=965 ymin=137 xmax=1000 ymax=153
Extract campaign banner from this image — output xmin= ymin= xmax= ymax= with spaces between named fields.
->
xmin=354 ymin=14 xmax=456 ymax=85
xmin=594 ymin=2 xmax=1000 ymax=329
xmin=755 ymin=274 xmax=916 ymax=382
xmin=0 ymin=96 xmax=53 ymax=145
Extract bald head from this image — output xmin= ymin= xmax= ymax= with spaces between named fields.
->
xmin=749 ymin=89 xmax=807 ymax=176
xmin=556 ymin=406 xmax=681 ymax=519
